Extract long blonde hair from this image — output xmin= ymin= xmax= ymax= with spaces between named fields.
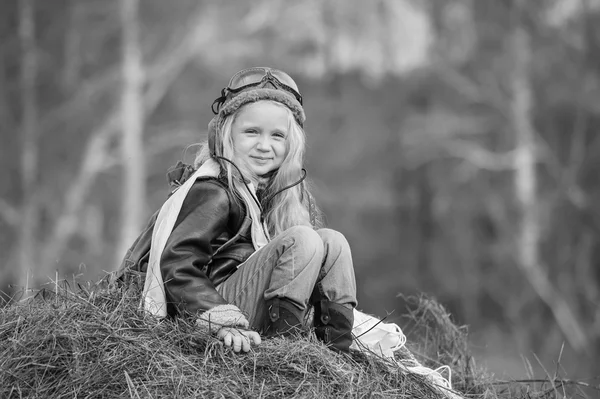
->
xmin=195 ymin=100 xmax=321 ymax=236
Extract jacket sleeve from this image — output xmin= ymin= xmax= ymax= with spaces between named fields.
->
xmin=160 ymin=179 xmax=238 ymax=320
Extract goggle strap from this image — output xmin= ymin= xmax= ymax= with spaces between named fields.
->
xmin=211 ymin=88 xmax=228 ymax=114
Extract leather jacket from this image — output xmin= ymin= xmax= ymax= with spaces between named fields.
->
xmin=118 ymin=175 xmax=255 ymax=318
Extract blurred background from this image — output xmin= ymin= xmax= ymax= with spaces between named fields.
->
xmin=1 ymin=0 xmax=599 ymax=381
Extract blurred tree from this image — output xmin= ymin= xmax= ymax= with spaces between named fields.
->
xmin=510 ymin=0 xmax=587 ymax=353
xmin=62 ymin=0 xmax=84 ymax=91
xmin=0 ymin=3 xmax=19 ymax=265
xmin=17 ymin=0 xmax=39 ymax=291
xmin=117 ymin=0 xmax=145 ymax=263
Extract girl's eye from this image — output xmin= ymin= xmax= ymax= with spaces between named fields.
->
xmin=273 ymin=132 xmax=286 ymax=139
xmin=245 ymin=129 xmax=258 ymax=134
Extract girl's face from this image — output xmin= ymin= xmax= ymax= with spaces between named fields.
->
xmin=231 ymin=101 xmax=288 ymax=177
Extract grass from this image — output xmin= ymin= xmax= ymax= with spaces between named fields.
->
xmin=0 ymin=278 xmax=596 ymax=398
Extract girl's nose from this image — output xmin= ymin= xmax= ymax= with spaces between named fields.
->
xmin=256 ymin=136 xmax=270 ymax=151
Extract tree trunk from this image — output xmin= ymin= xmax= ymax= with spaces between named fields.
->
xmin=416 ymin=166 xmax=433 ymax=285
xmin=117 ymin=0 xmax=146 ymax=262
xmin=510 ymin=1 xmax=587 ymax=353
xmin=18 ymin=0 xmax=39 ymax=291
xmin=0 ymin=36 xmax=18 ymax=230
xmin=62 ymin=0 xmax=83 ymax=90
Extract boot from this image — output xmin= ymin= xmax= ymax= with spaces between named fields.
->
xmin=313 ymin=300 xmax=354 ymax=353
xmin=263 ymin=298 xmax=305 ymax=338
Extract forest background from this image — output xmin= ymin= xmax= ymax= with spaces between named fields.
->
xmin=1 ymin=0 xmax=598 ymax=382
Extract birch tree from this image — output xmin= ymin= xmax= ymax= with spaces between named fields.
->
xmin=18 ymin=0 xmax=39 ymax=291
xmin=62 ymin=0 xmax=83 ymax=90
xmin=510 ymin=0 xmax=587 ymax=353
xmin=0 ymin=20 xmax=18 ymax=235
xmin=117 ymin=0 xmax=145 ymax=261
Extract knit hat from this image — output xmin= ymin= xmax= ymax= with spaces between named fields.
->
xmin=208 ymin=67 xmax=306 ymax=155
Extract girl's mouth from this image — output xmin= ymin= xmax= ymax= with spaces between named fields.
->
xmin=251 ymin=156 xmax=271 ymax=163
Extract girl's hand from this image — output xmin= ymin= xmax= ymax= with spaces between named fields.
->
xmin=216 ymin=327 xmax=261 ymax=352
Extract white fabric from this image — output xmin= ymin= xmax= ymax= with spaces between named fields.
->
xmin=140 ymin=159 xmax=268 ymax=317
xmin=350 ymin=309 xmax=463 ymax=399
xmin=351 ymin=308 xmax=406 ymax=357
xmin=236 ymin=181 xmax=270 ymax=249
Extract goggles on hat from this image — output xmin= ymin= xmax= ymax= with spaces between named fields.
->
xmin=211 ymin=67 xmax=303 ymax=114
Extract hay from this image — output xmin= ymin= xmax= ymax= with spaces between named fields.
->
xmin=398 ymin=295 xmax=599 ymax=399
xmin=400 ymin=295 xmax=476 ymax=392
xmin=2 ymin=281 xmax=587 ymax=398
xmin=0 ymin=282 xmax=449 ymax=399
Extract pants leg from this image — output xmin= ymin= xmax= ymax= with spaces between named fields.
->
xmin=217 ymin=225 xmax=323 ymax=330
xmin=313 ymin=228 xmax=358 ymax=308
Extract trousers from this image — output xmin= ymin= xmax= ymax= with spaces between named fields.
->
xmin=217 ymin=225 xmax=357 ymax=330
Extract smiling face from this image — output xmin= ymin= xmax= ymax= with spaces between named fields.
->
xmin=231 ymin=101 xmax=289 ymax=177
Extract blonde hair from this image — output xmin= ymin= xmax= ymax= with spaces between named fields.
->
xmin=195 ymin=100 xmax=321 ymax=236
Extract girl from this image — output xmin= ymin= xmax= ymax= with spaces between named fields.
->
xmin=121 ymin=67 xmax=357 ymax=353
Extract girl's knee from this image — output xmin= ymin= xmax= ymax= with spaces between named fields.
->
xmin=317 ymin=228 xmax=350 ymax=251
xmin=285 ymin=225 xmax=323 ymax=254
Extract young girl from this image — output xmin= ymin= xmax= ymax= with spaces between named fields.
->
xmin=121 ymin=67 xmax=357 ymax=353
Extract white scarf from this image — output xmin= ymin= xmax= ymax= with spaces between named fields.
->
xmin=140 ymin=158 xmax=269 ymax=317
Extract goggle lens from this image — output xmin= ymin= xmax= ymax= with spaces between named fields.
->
xmin=228 ymin=67 xmax=300 ymax=94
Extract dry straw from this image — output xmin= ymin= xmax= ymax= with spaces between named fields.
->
xmin=0 ymin=279 xmax=593 ymax=398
